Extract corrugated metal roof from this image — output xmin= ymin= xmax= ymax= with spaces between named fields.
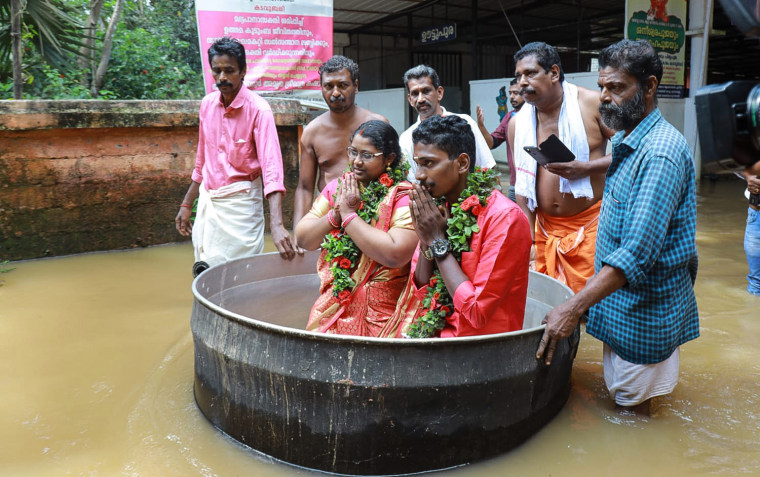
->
xmin=334 ymin=0 xmax=760 ymax=83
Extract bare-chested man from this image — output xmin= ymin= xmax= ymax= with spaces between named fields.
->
xmin=508 ymin=42 xmax=613 ymax=293
xmin=294 ymin=56 xmax=386 ymax=233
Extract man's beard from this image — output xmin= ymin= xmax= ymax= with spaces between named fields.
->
xmin=599 ymin=86 xmax=647 ymax=131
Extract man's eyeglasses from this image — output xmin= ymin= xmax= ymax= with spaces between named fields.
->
xmin=347 ymin=147 xmax=384 ymax=161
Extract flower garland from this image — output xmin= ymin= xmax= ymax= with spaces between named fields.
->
xmin=320 ymin=160 xmax=411 ymax=306
xmin=405 ymin=167 xmax=500 ymax=338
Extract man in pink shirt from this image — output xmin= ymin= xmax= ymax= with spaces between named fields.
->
xmin=407 ymin=115 xmax=532 ymax=337
xmin=175 ymin=37 xmax=296 ymax=275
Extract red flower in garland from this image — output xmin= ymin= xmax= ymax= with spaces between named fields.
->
xmin=433 ymin=292 xmax=440 ymax=300
xmin=340 ymin=257 xmax=352 ymax=269
xmin=460 ymin=195 xmax=479 ymax=211
xmin=338 ymin=290 xmax=351 ymax=304
xmin=330 ymin=229 xmax=341 ymax=237
xmin=378 ymin=173 xmax=394 ymax=187
xmin=471 ymin=204 xmax=483 ymax=216
xmin=440 ymin=306 xmax=451 ymax=314
xmin=430 ymin=277 xmax=438 ymax=285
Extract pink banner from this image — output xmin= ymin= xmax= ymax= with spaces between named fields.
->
xmin=197 ymin=11 xmax=332 ymax=94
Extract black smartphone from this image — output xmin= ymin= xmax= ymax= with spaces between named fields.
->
xmin=523 ymin=134 xmax=575 ymax=166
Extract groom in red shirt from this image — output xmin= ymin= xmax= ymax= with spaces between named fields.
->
xmin=406 ymin=115 xmax=532 ymax=337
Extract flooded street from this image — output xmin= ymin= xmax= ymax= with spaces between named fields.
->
xmin=1 ymin=178 xmax=758 ymax=476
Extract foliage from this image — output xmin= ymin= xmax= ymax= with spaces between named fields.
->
xmin=0 ymin=0 xmax=86 ymax=80
xmin=101 ymin=26 xmax=203 ymax=99
xmin=405 ymin=167 xmax=500 ymax=338
xmin=0 ymin=259 xmax=15 ymax=287
xmin=0 ymin=31 xmax=113 ymax=99
xmin=0 ymin=0 xmax=205 ymax=99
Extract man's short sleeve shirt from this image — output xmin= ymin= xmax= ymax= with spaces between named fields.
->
xmin=586 ymin=109 xmax=699 ymax=365
xmin=192 ymin=88 xmax=285 ymax=196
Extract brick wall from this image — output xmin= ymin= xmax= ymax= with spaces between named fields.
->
xmin=0 ymin=99 xmax=310 ymax=261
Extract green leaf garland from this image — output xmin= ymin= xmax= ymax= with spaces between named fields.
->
xmin=320 ymin=161 xmax=411 ymax=306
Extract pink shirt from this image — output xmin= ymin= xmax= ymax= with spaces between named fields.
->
xmin=490 ymin=110 xmax=517 ymax=186
xmin=410 ymin=189 xmax=532 ymax=337
xmin=192 ymin=87 xmax=286 ymax=196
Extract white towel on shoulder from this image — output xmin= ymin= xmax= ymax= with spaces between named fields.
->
xmin=513 ymin=81 xmax=593 ymax=211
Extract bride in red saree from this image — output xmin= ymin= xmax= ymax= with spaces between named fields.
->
xmin=295 ymin=120 xmax=418 ymax=337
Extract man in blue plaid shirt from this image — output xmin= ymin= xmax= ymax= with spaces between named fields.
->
xmin=536 ymin=39 xmax=699 ymax=415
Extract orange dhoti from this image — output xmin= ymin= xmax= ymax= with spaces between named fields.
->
xmin=535 ymin=200 xmax=601 ymax=293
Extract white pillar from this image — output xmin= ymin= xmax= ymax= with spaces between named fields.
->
xmin=685 ymin=0 xmax=713 ymax=178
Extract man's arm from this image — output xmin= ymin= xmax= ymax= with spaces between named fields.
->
xmin=266 ymin=191 xmax=296 ymax=260
xmin=743 ymin=168 xmax=760 ymax=185
xmin=537 ymin=264 xmax=626 ymax=365
xmin=544 ymin=153 xmax=611 ymax=179
xmin=175 ymin=180 xmax=200 ymax=236
xmin=475 ymin=105 xmax=495 ymax=149
xmin=508 ymin=118 xmax=536 ymax=237
xmin=539 ymin=153 xmax=688 ymax=364
xmin=294 ymin=129 xmax=318 ymax=234
xmin=440 ymin=207 xmax=531 ymax=330
xmin=252 ymin=105 xmax=298 ymax=260
xmin=508 ymin=114 xmax=536 ymax=267
xmin=176 ymin=114 xmax=206 ymax=236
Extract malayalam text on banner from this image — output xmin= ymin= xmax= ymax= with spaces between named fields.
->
xmin=195 ymin=0 xmax=333 ymax=99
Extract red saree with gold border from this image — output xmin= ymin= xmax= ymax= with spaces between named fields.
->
xmin=305 ymin=180 xmax=414 ymax=337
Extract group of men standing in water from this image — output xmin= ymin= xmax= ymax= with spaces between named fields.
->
xmin=175 ymin=36 xmax=699 ymax=415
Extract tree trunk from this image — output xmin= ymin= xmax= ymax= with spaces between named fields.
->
xmin=11 ymin=0 xmax=23 ymax=99
xmin=79 ymin=0 xmax=105 ymax=88
xmin=90 ymin=0 xmax=124 ymax=96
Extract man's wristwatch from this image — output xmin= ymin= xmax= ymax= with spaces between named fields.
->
xmin=427 ymin=238 xmax=450 ymax=259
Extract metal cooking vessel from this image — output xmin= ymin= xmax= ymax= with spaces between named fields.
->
xmin=191 ymin=251 xmax=579 ymax=475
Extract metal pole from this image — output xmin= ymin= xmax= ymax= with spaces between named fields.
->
xmin=577 ymin=0 xmax=583 ymax=71
xmin=472 ymin=0 xmax=479 ymax=79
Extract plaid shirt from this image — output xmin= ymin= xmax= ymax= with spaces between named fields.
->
xmin=587 ymin=109 xmax=699 ymax=365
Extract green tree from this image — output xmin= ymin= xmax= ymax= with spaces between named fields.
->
xmin=0 ymin=0 xmax=204 ymax=100
xmin=0 ymin=0 xmax=87 ymax=97
xmin=100 ymin=0 xmax=204 ymax=99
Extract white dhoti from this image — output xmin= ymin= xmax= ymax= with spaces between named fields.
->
xmin=192 ymin=178 xmax=264 ymax=264
xmin=603 ymin=344 xmax=680 ymax=406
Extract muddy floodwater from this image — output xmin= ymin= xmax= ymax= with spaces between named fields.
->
xmin=1 ymin=178 xmax=759 ymax=476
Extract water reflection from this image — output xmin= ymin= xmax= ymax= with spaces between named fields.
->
xmin=1 ymin=178 xmax=758 ymax=476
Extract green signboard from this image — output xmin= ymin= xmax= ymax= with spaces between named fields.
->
xmin=625 ymin=0 xmax=687 ymax=98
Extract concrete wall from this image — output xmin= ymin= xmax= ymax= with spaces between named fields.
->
xmin=0 ymin=99 xmax=310 ymax=261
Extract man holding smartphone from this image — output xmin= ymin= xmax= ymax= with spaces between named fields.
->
xmin=508 ymin=42 xmax=613 ymax=293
